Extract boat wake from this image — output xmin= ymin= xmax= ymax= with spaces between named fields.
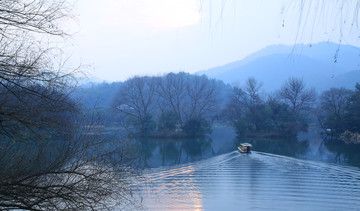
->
xmin=138 ymin=151 xmax=360 ymax=210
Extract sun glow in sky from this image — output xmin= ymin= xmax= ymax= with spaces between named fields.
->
xmin=68 ymin=0 xmax=360 ymax=82
xmin=98 ymin=0 xmax=203 ymax=30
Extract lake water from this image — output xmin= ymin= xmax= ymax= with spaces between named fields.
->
xmin=130 ymin=127 xmax=360 ymax=210
xmin=138 ymin=151 xmax=360 ymax=210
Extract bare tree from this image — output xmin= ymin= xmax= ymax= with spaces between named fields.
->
xmin=223 ymin=86 xmax=247 ymax=123
xmin=223 ymin=78 xmax=263 ymax=122
xmin=0 ymin=0 xmax=79 ymax=139
xmin=184 ymin=75 xmax=218 ymax=120
xmin=157 ymin=72 xmax=219 ymax=126
xmin=0 ymin=111 xmax=141 ymax=210
xmin=113 ymin=73 xmax=220 ymax=135
xmin=157 ymin=72 xmax=188 ymax=126
xmin=320 ymin=87 xmax=353 ymax=118
xmin=0 ymin=1 xmax=140 ymax=210
xmin=244 ymin=78 xmax=263 ymax=113
xmin=317 ymin=87 xmax=354 ymax=134
xmin=0 ymin=0 xmax=71 ymax=37
xmin=112 ymin=76 xmax=158 ymax=134
xmin=278 ymin=77 xmax=316 ymax=118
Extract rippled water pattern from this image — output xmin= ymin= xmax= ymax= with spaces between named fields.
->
xmin=139 ymin=151 xmax=360 ymax=210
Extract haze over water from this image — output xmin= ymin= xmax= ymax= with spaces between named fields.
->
xmin=139 ymin=151 xmax=360 ymax=210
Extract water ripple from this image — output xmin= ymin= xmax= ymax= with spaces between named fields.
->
xmin=138 ymin=151 xmax=360 ymax=210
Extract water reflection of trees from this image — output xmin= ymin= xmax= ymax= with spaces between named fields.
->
xmin=324 ymin=141 xmax=360 ymax=167
xmin=132 ymin=132 xmax=360 ymax=168
xmin=234 ymin=137 xmax=309 ymax=157
xmin=133 ymin=137 xmax=213 ymax=168
xmin=129 ymin=138 xmax=157 ymax=167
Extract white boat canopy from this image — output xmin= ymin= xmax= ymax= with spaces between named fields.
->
xmin=240 ymin=143 xmax=252 ymax=147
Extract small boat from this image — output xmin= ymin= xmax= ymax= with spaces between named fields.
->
xmin=238 ymin=143 xmax=252 ymax=153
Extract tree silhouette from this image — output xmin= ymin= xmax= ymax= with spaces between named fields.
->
xmin=0 ymin=1 xmax=140 ymax=209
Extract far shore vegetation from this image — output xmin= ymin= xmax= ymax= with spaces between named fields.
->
xmin=98 ymin=72 xmax=360 ymax=144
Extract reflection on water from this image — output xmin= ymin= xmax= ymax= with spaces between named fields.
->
xmin=138 ymin=151 xmax=360 ymax=210
xmin=132 ymin=127 xmax=236 ymax=168
xmin=324 ymin=141 xmax=360 ymax=167
xmin=131 ymin=127 xmax=360 ymax=168
xmin=133 ymin=137 xmax=213 ymax=168
xmin=129 ymin=127 xmax=360 ymax=210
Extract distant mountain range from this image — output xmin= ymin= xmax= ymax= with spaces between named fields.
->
xmin=196 ymin=42 xmax=360 ymax=92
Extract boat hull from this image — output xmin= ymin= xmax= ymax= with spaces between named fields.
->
xmin=238 ymin=146 xmax=251 ymax=153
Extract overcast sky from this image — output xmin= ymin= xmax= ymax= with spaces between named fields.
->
xmin=65 ymin=0 xmax=360 ymax=82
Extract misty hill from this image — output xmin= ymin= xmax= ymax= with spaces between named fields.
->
xmin=197 ymin=42 xmax=360 ymax=91
xmin=72 ymin=81 xmax=122 ymax=108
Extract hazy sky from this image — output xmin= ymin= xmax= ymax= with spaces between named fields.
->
xmin=66 ymin=0 xmax=360 ymax=82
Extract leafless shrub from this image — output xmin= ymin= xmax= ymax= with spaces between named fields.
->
xmin=0 ymin=1 xmax=141 ymax=210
